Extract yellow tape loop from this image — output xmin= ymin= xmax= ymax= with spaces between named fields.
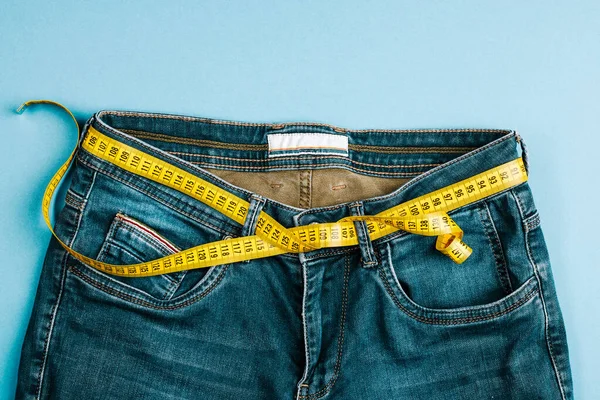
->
xmin=18 ymin=100 xmax=527 ymax=277
xmin=338 ymin=212 xmax=471 ymax=264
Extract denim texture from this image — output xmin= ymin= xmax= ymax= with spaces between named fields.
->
xmin=16 ymin=110 xmax=573 ymax=399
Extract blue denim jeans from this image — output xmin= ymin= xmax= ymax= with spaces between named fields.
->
xmin=17 ymin=110 xmax=573 ymax=399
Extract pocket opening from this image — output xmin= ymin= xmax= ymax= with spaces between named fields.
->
xmin=94 ymin=212 xmax=186 ymax=300
xmin=68 ymin=209 xmax=232 ymax=308
xmin=378 ymin=202 xmax=515 ymax=311
xmin=375 ymin=195 xmax=541 ymax=324
xmin=377 ymin=241 xmax=540 ymax=325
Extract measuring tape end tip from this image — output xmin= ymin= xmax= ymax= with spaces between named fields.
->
xmin=16 ymin=101 xmax=32 ymax=114
xmin=16 ymin=100 xmax=53 ymax=114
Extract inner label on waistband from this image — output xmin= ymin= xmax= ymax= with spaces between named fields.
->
xmin=267 ymin=133 xmax=349 ymax=158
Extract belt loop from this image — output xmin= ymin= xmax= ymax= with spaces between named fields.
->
xmin=348 ymin=201 xmax=378 ymax=269
xmin=239 ymin=193 xmax=267 ymax=263
xmin=78 ymin=114 xmax=94 ymax=149
xmin=514 ymin=130 xmax=530 ymax=175
xmin=241 ymin=193 xmax=267 ymax=238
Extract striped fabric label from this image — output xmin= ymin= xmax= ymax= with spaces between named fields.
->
xmin=117 ymin=213 xmax=181 ymax=253
xmin=267 ymin=133 xmax=349 ymax=158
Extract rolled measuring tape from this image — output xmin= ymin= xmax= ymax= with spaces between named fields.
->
xmin=17 ymin=100 xmax=528 ymax=277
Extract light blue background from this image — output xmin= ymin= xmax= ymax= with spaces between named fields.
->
xmin=1 ymin=1 xmax=598 ymax=398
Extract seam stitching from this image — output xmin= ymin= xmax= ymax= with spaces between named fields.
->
xmin=109 ymin=221 xmax=183 ymax=284
xmin=296 ymin=256 xmax=312 ymax=396
xmin=67 ymin=264 xmax=229 ymax=310
xmin=524 ymin=211 xmax=541 ymax=232
xmin=123 ymin=129 xmax=267 ymax=150
xmin=35 ymin=169 xmax=97 ymax=399
xmin=77 ymin=156 xmax=239 ymax=236
xmin=380 ymin=263 xmax=538 ymax=325
xmin=169 ymin=149 xmax=445 ymax=169
xmin=117 ymin=223 xmax=179 ymax=264
xmin=299 ymin=170 xmax=311 ymax=209
xmin=73 ymin=251 xmax=178 ymax=304
xmin=511 ymin=190 xmax=567 ymax=400
xmin=115 ymin=213 xmax=183 ymax=254
xmin=96 ymin=111 xmax=512 ymax=133
xmin=64 ymin=189 xmax=84 ymax=210
xmin=478 ymin=201 xmax=513 ymax=293
xmin=299 ymin=254 xmax=350 ymax=399
xmin=245 ymin=200 xmax=263 ymax=237
xmin=88 ymin=121 xmax=339 ymax=211
xmin=300 ymin=186 xmax=525 ymax=263
xmin=184 ymin=156 xmax=441 ymax=170
xmin=361 ymin=131 xmax=517 ymax=205
xmin=98 ymin=217 xmax=182 ymax=285
xmin=349 ymin=204 xmax=376 ymax=266
xmin=97 ymin=241 xmax=175 ymax=288
xmin=349 ymin=144 xmax=477 ymax=154
xmin=377 ymin=245 xmax=539 ymax=325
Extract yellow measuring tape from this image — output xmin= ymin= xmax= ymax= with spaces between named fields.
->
xmin=18 ymin=100 xmax=528 ymax=277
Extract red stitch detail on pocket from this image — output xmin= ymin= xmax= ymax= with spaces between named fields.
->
xmin=116 ymin=214 xmax=179 ymax=253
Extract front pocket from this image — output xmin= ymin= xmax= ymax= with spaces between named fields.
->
xmin=65 ymin=162 xmax=240 ymax=309
xmin=94 ymin=212 xmax=185 ymax=300
xmin=69 ymin=211 xmax=233 ymax=306
xmin=375 ymin=197 xmax=540 ymax=325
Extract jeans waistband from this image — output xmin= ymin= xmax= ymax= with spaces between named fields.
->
xmin=76 ymin=109 xmax=523 ymax=254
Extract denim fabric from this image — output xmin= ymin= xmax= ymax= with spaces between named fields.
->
xmin=16 ymin=110 xmax=573 ymax=399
